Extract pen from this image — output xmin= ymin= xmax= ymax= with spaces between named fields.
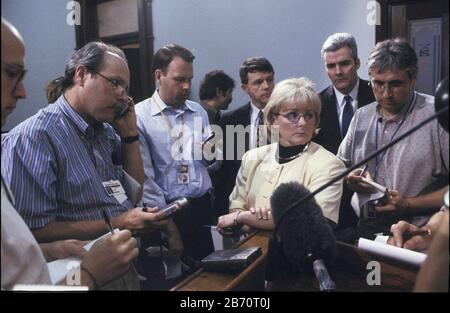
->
xmin=101 ymin=209 xmax=130 ymax=290
xmin=360 ymin=164 xmax=368 ymax=177
xmin=384 ymin=229 xmax=431 ymax=238
xmin=101 ymin=209 xmax=115 ymax=234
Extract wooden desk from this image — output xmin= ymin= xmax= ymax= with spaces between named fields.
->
xmin=171 ymin=231 xmax=419 ymax=292
xmin=171 ymin=231 xmax=271 ymax=291
xmin=272 ymin=241 xmax=419 ymax=292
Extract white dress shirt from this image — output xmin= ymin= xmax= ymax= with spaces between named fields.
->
xmin=333 ymin=79 xmax=360 ymax=133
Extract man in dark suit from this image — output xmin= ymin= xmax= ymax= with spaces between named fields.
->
xmin=314 ymin=32 xmax=375 ymax=155
xmin=214 ymin=57 xmax=275 ymax=221
xmin=313 ymin=33 xmax=375 ymax=236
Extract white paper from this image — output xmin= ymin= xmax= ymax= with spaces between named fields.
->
xmin=351 ymin=191 xmax=385 ymax=217
xmin=12 ymin=284 xmax=88 ymax=291
xmin=209 ymin=226 xmax=244 ymax=251
xmin=145 ymin=246 xmax=182 ymax=280
xmin=162 ymin=257 xmax=182 ymax=280
xmin=358 ymin=237 xmax=427 ymax=266
xmin=47 ymin=230 xmax=117 ymax=284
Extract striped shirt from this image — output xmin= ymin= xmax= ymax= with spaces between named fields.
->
xmin=1 ymin=96 xmax=133 ymax=229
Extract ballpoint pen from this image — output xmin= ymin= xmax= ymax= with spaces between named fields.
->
xmin=101 ymin=209 xmax=130 ymax=290
xmin=360 ymin=164 xmax=368 ymax=177
xmin=386 ymin=229 xmax=431 ymax=238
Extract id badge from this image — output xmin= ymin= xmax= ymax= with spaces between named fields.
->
xmin=102 ymin=180 xmax=127 ymax=204
xmin=177 ymin=164 xmax=190 ymax=184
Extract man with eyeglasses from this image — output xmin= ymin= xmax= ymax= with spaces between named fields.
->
xmin=0 ymin=17 xmax=151 ymax=290
xmin=337 ymin=38 xmax=449 ymax=240
xmin=1 ymin=58 xmax=26 ymax=127
xmin=1 ymin=38 xmax=184 ymax=258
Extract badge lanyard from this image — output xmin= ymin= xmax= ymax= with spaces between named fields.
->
xmin=374 ymin=92 xmax=416 ymax=180
xmin=155 ymin=101 xmax=185 ymax=160
xmin=155 ymin=101 xmax=190 ymax=184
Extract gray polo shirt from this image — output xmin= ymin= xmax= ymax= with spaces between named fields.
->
xmin=338 ymin=91 xmax=449 ymax=233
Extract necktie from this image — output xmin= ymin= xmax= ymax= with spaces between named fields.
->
xmin=213 ymin=110 xmax=221 ymax=125
xmin=256 ymin=110 xmax=264 ymax=147
xmin=341 ymin=95 xmax=354 ymax=138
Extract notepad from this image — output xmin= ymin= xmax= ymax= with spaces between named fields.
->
xmin=201 ymin=246 xmax=262 ymax=272
xmin=358 ymin=237 xmax=427 ymax=266
xmin=47 ymin=230 xmax=117 ymax=285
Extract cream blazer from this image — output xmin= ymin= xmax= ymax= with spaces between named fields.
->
xmin=229 ymin=142 xmax=345 ymax=223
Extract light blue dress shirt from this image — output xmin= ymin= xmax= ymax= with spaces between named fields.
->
xmin=135 ymin=91 xmax=212 ymax=207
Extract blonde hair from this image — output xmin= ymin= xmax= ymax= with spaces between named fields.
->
xmin=264 ymin=77 xmax=321 ymax=129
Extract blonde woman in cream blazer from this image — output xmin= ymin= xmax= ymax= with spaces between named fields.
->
xmin=217 ymin=77 xmax=346 ymax=234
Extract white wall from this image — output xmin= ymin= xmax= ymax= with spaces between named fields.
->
xmin=2 ymin=0 xmax=375 ymax=129
xmin=152 ymin=0 xmax=376 ymax=110
xmin=2 ymin=0 xmax=76 ymax=131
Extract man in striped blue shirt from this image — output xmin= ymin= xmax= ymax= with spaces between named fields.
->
xmin=2 ymin=42 xmax=172 ymax=243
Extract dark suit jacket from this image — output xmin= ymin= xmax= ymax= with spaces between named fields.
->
xmin=313 ymin=78 xmax=375 ymax=155
xmin=313 ymin=79 xmax=375 ymax=233
xmin=214 ymin=102 xmax=252 ymax=218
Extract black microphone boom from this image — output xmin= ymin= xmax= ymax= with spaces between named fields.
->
xmin=273 ymin=104 xmax=449 ymax=235
xmin=267 ymin=80 xmax=449 ymax=290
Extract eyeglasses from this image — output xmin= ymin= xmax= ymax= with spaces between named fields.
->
xmin=92 ymin=70 xmax=129 ymax=96
xmin=274 ymin=111 xmax=315 ymax=124
xmin=2 ymin=61 xmax=27 ymax=92
xmin=370 ymin=79 xmax=408 ymax=93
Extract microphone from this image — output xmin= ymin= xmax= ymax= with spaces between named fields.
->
xmin=264 ymin=78 xmax=448 ymax=290
xmin=160 ymin=197 xmax=189 ymax=216
xmin=435 ymin=77 xmax=448 ymax=132
xmin=268 ymin=182 xmax=337 ymax=291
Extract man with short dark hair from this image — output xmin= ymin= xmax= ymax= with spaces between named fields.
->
xmin=135 ymin=44 xmax=214 ymax=261
xmin=214 ymin=57 xmax=275 ymax=220
xmin=199 ymin=70 xmax=235 ymax=125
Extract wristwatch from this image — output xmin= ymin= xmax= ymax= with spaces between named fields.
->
xmin=121 ymin=135 xmax=139 ymax=144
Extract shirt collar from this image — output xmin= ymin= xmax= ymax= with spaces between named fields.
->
xmin=56 ymin=95 xmax=106 ymax=139
xmin=333 ymin=79 xmax=360 ymax=108
xmin=150 ymin=89 xmax=196 ymax=116
xmin=376 ymin=91 xmax=416 ymax=123
xmin=250 ymin=101 xmax=264 ymax=124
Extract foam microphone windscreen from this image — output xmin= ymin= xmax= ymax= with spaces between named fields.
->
xmin=270 ymin=182 xmax=337 ymax=268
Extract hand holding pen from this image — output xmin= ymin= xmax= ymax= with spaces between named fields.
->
xmin=347 ymin=164 xmax=376 ymax=194
xmin=101 ymin=209 xmax=132 ymax=290
xmin=387 ymin=219 xmax=432 ymax=250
